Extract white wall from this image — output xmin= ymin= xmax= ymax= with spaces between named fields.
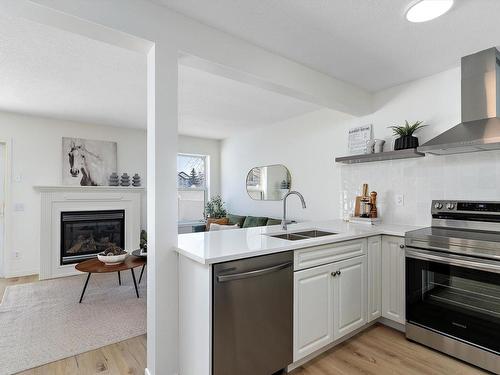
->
xmin=339 ymin=67 xmax=462 ymax=226
xmin=0 ymin=111 xmax=146 ymax=277
xmin=178 ymin=135 xmax=221 ymax=197
xmin=221 ymin=109 xmax=354 ymax=220
xmin=222 ymin=67 xmax=500 ymax=226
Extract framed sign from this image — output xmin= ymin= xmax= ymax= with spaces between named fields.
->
xmin=348 ymin=125 xmax=372 ymax=154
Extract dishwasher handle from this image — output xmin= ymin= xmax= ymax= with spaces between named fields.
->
xmin=216 ymin=261 xmax=292 ymax=283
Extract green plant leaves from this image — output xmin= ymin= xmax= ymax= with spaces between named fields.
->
xmin=388 ymin=120 xmax=426 ymax=137
xmin=205 ymin=195 xmax=227 ymax=219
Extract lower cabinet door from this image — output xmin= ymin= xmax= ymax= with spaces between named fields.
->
xmin=381 ymin=236 xmax=406 ymax=324
xmin=333 ymin=255 xmax=367 ymax=339
xmin=293 ymin=263 xmax=334 ymax=361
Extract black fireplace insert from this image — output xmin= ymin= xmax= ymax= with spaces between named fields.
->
xmin=60 ymin=210 xmax=125 ymax=265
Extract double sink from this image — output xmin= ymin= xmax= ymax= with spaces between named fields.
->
xmin=268 ymin=229 xmax=337 ymax=241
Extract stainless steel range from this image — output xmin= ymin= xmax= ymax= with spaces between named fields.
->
xmin=405 ymin=200 xmax=500 ymax=374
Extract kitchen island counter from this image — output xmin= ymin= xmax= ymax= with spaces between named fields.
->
xmin=176 ymin=219 xmax=419 ymax=264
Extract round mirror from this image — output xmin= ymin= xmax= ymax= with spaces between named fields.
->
xmin=246 ymin=164 xmax=291 ymax=201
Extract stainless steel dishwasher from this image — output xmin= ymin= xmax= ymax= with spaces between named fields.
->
xmin=213 ymin=251 xmax=293 ymax=375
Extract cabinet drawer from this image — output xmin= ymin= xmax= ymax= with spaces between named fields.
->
xmin=294 ymin=239 xmax=367 ymax=271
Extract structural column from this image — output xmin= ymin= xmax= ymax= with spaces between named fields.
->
xmin=147 ymin=43 xmax=179 ymax=375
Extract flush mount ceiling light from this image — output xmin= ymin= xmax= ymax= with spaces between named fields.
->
xmin=405 ymin=0 xmax=454 ymax=23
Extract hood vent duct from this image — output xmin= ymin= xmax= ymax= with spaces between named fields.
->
xmin=419 ymin=47 xmax=500 ymax=155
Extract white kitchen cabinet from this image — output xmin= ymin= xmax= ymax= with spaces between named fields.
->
xmin=332 ymin=255 xmax=367 ymax=339
xmin=367 ymin=236 xmax=382 ymax=322
xmin=381 ymin=236 xmax=406 ymax=325
xmin=293 ymin=262 xmax=334 ymax=361
xmin=294 ymin=254 xmax=368 ymax=361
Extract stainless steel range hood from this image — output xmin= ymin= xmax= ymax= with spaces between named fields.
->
xmin=418 ymin=47 xmax=500 ymax=155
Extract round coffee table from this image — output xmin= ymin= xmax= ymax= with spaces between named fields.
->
xmin=75 ymin=255 xmax=146 ymax=303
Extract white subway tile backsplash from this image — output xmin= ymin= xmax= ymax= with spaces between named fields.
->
xmin=340 ymin=150 xmax=500 ymax=226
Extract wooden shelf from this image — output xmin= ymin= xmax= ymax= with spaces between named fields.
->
xmin=335 ymin=148 xmax=425 ymax=164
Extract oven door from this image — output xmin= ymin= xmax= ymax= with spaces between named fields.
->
xmin=406 ymin=248 xmax=500 ymax=354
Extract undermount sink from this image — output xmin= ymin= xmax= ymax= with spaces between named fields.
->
xmin=270 ymin=233 xmax=310 ymax=241
xmin=268 ymin=230 xmax=338 ymax=241
xmin=292 ymin=230 xmax=337 ymax=238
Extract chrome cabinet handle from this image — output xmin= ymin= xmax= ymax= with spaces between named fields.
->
xmin=400 ymin=244 xmax=405 ymax=249
xmin=331 ymin=271 xmax=341 ymax=277
xmin=337 ymin=270 xmax=341 ymax=276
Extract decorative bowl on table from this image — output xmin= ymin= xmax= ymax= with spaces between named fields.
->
xmin=97 ymin=246 xmax=128 ymax=265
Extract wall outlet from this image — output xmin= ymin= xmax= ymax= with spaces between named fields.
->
xmin=13 ymin=203 xmax=25 ymax=212
xmin=13 ymin=250 xmax=20 ymax=259
xmin=395 ymin=194 xmax=405 ymax=207
xmin=14 ymin=174 xmax=22 ymax=183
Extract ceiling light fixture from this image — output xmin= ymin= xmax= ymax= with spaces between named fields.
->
xmin=405 ymin=0 xmax=454 ymax=23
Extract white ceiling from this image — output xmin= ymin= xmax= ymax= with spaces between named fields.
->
xmin=178 ymin=65 xmax=319 ymax=139
xmin=0 ymin=14 xmax=146 ymax=129
xmin=4 ymin=1 xmax=500 ymax=137
xmin=0 ymin=14 xmax=319 ymax=139
xmin=156 ymin=0 xmax=500 ymax=92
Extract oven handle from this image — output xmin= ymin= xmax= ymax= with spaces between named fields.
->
xmin=406 ymin=248 xmax=500 ymax=274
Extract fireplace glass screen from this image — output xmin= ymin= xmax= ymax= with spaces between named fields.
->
xmin=61 ymin=210 xmax=125 ymax=265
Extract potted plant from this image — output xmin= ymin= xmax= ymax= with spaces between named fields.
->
xmin=205 ymin=195 xmax=227 ymax=219
xmin=388 ymin=120 xmax=427 ymax=150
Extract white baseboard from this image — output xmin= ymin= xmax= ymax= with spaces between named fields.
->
xmin=378 ymin=317 xmax=405 ymax=332
xmin=4 ymin=268 xmax=39 ymax=278
xmin=145 ymin=368 xmax=178 ymax=375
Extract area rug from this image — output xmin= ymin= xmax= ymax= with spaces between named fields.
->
xmin=0 ymin=271 xmax=146 ymax=375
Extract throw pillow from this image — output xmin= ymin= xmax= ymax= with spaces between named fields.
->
xmin=209 ymin=223 xmax=240 ymax=231
xmin=206 ymin=217 xmax=229 ymax=231
xmin=227 ymin=213 xmax=246 ymax=228
xmin=266 ymin=218 xmax=282 ymax=226
xmin=242 ymin=216 xmax=268 ymax=228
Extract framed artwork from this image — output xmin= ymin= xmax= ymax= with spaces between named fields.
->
xmin=62 ymin=137 xmax=117 ymax=186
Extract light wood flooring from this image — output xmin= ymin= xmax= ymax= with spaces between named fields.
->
xmin=2 ymin=276 xmax=488 ymax=375
xmin=291 ymin=324 xmax=488 ymax=375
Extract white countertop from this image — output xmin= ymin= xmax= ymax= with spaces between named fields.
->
xmin=176 ymin=219 xmax=420 ymax=265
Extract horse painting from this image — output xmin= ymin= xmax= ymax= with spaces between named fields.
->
xmin=62 ymin=138 xmax=117 ymax=186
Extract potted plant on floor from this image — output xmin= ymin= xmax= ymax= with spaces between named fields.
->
xmin=388 ymin=120 xmax=426 ymax=150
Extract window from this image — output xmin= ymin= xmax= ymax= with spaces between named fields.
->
xmin=177 ymin=153 xmax=208 ymax=222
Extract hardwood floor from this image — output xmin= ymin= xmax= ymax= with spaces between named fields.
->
xmin=16 ymin=335 xmax=147 ymax=375
xmin=2 ymin=276 xmax=487 ymax=375
xmin=291 ymin=324 xmax=487 ymax=375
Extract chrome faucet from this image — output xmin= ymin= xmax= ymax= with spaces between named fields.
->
xmin=281 ymin=191 xmax=307 ymax=230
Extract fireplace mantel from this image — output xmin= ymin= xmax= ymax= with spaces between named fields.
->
xmin=34 ymin=185 xmax=145 ymax=192
xmin=36 ymin=186 xmax=142 ymax=279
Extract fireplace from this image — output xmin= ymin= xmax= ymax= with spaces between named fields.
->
xmin=60 ymin=210 xmax=125 ymax=265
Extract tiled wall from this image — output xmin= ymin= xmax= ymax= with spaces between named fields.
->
xmin=340 ymin=150 xmax=500 ymax=226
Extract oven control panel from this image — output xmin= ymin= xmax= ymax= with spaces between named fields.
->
xmin=433 ymin=200 xmax=457 ymax=212
xmin=432 ymin=200 xmax=500 ymax=215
